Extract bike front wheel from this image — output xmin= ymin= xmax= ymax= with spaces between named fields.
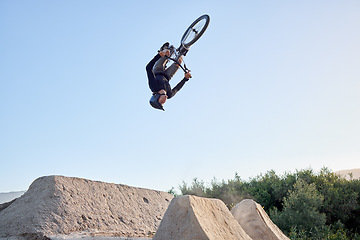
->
xmin=181 ymin=14 xmax=210 ymax=49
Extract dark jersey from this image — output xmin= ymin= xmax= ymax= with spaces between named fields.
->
xmin=146 ymin=54 xmax=188 ymax=99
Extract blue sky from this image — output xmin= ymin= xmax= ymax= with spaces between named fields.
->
xmin=1 ymin=0 xmax=359 ymax=193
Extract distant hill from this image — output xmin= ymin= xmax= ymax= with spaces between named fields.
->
xmin=0 ymin=191 xmax=25 ymax=204
xmin=334 ymin=168 xmax=360 ymax=180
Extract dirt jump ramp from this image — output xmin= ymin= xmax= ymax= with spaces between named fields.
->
xmin=153 ymin=195 xmax=252 ymax=240
xmin=231 ymin=199 xmax=289 ymax=240
xmin=0 ymin=175 xmax=173 ymax=239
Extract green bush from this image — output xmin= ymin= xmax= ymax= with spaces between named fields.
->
xmin=270 ymin=178 xmax=327 ymax=237
xmin=174 ymin=167 xmax=360 ymax=239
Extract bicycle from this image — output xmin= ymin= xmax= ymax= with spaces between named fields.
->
xmin=162 ymin=14 xmax=210 ymax=73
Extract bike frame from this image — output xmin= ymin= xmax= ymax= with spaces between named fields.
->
xmin=165 ymin=44 xmax=190 ymax=73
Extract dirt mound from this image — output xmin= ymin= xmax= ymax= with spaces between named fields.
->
xmin=231 ymin=199 xmax=289 ymax=240
xmin=153 ymin=195 xmax=251 ymax=240
xmin=0 ymin=176 xmax=173 ymax=239
xmin=335 ymin=168 xmax=360 ymax=180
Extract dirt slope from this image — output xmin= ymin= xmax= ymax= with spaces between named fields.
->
xmin=0 ymin=175 xmax=173 ymax=239
xmin=153 ymin=195 xmax=252 ymax=240
xmin=231 ymin=199 xmax=289 ymax=240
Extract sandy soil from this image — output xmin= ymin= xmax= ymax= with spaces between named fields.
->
xmin=50 ymin=234 xmax=151 ymax=240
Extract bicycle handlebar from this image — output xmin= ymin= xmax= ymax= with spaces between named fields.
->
xmin=166 ymin=56 xmax=189 ymax=73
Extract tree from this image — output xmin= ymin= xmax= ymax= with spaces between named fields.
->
xmin=244 ymin=170 xmax=295 ymax=211
xmin=271 ymin=178 xmax=327 ymax=237
xmin=179 ymin=178 xmax=206 ymax=197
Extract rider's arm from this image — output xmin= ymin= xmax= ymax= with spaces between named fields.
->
xmin=146 ymin=54 xmax=161 ymax=73
xmin=168 ymin=76 xmax=191 ymax=99
xmin=146 ymin=54 xmax=162 ymax=93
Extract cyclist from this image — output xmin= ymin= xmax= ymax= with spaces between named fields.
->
xmin=146 ymin=42 xmax=192 ymax=111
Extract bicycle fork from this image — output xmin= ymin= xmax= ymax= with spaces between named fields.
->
xmin=167 ymin=44 xmax=190 ymax=73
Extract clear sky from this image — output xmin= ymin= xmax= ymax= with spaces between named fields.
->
xmin=1 ymin=0 xmax=359 ymax=193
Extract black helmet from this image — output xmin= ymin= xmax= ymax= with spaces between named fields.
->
xmin=149 ymin=93 xmax=165 ymax=111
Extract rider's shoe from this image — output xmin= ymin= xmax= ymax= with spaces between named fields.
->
xmin=159 ymin=42 xmax=170 ymax=51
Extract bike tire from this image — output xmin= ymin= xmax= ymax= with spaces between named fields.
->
xmin=181 ymin=14 xmax=210 ymax=49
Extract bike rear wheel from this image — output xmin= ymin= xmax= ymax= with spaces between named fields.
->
xmin=181 ymin=14 xmax=210 ymax=49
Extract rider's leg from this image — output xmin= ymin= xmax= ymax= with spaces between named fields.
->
xmin=153 ymin=44 xmax=173 ymax=74
xmin=165 ymin=55 xmax=183 ymax=80
xmin=152 ymin=56 xmax=169 ymax=74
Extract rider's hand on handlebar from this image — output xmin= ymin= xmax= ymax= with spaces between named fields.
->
xmin=185 ymin=71 xmax=192 ymax=79
xmin=159 ymin=49 xmax=170 ymax=57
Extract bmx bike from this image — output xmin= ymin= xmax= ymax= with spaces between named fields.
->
xmin=163 ymin=14 xmax=210 ymax=73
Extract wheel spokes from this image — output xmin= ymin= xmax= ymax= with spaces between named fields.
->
xmin=183 ymin=19 xmax=207 ymax=45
